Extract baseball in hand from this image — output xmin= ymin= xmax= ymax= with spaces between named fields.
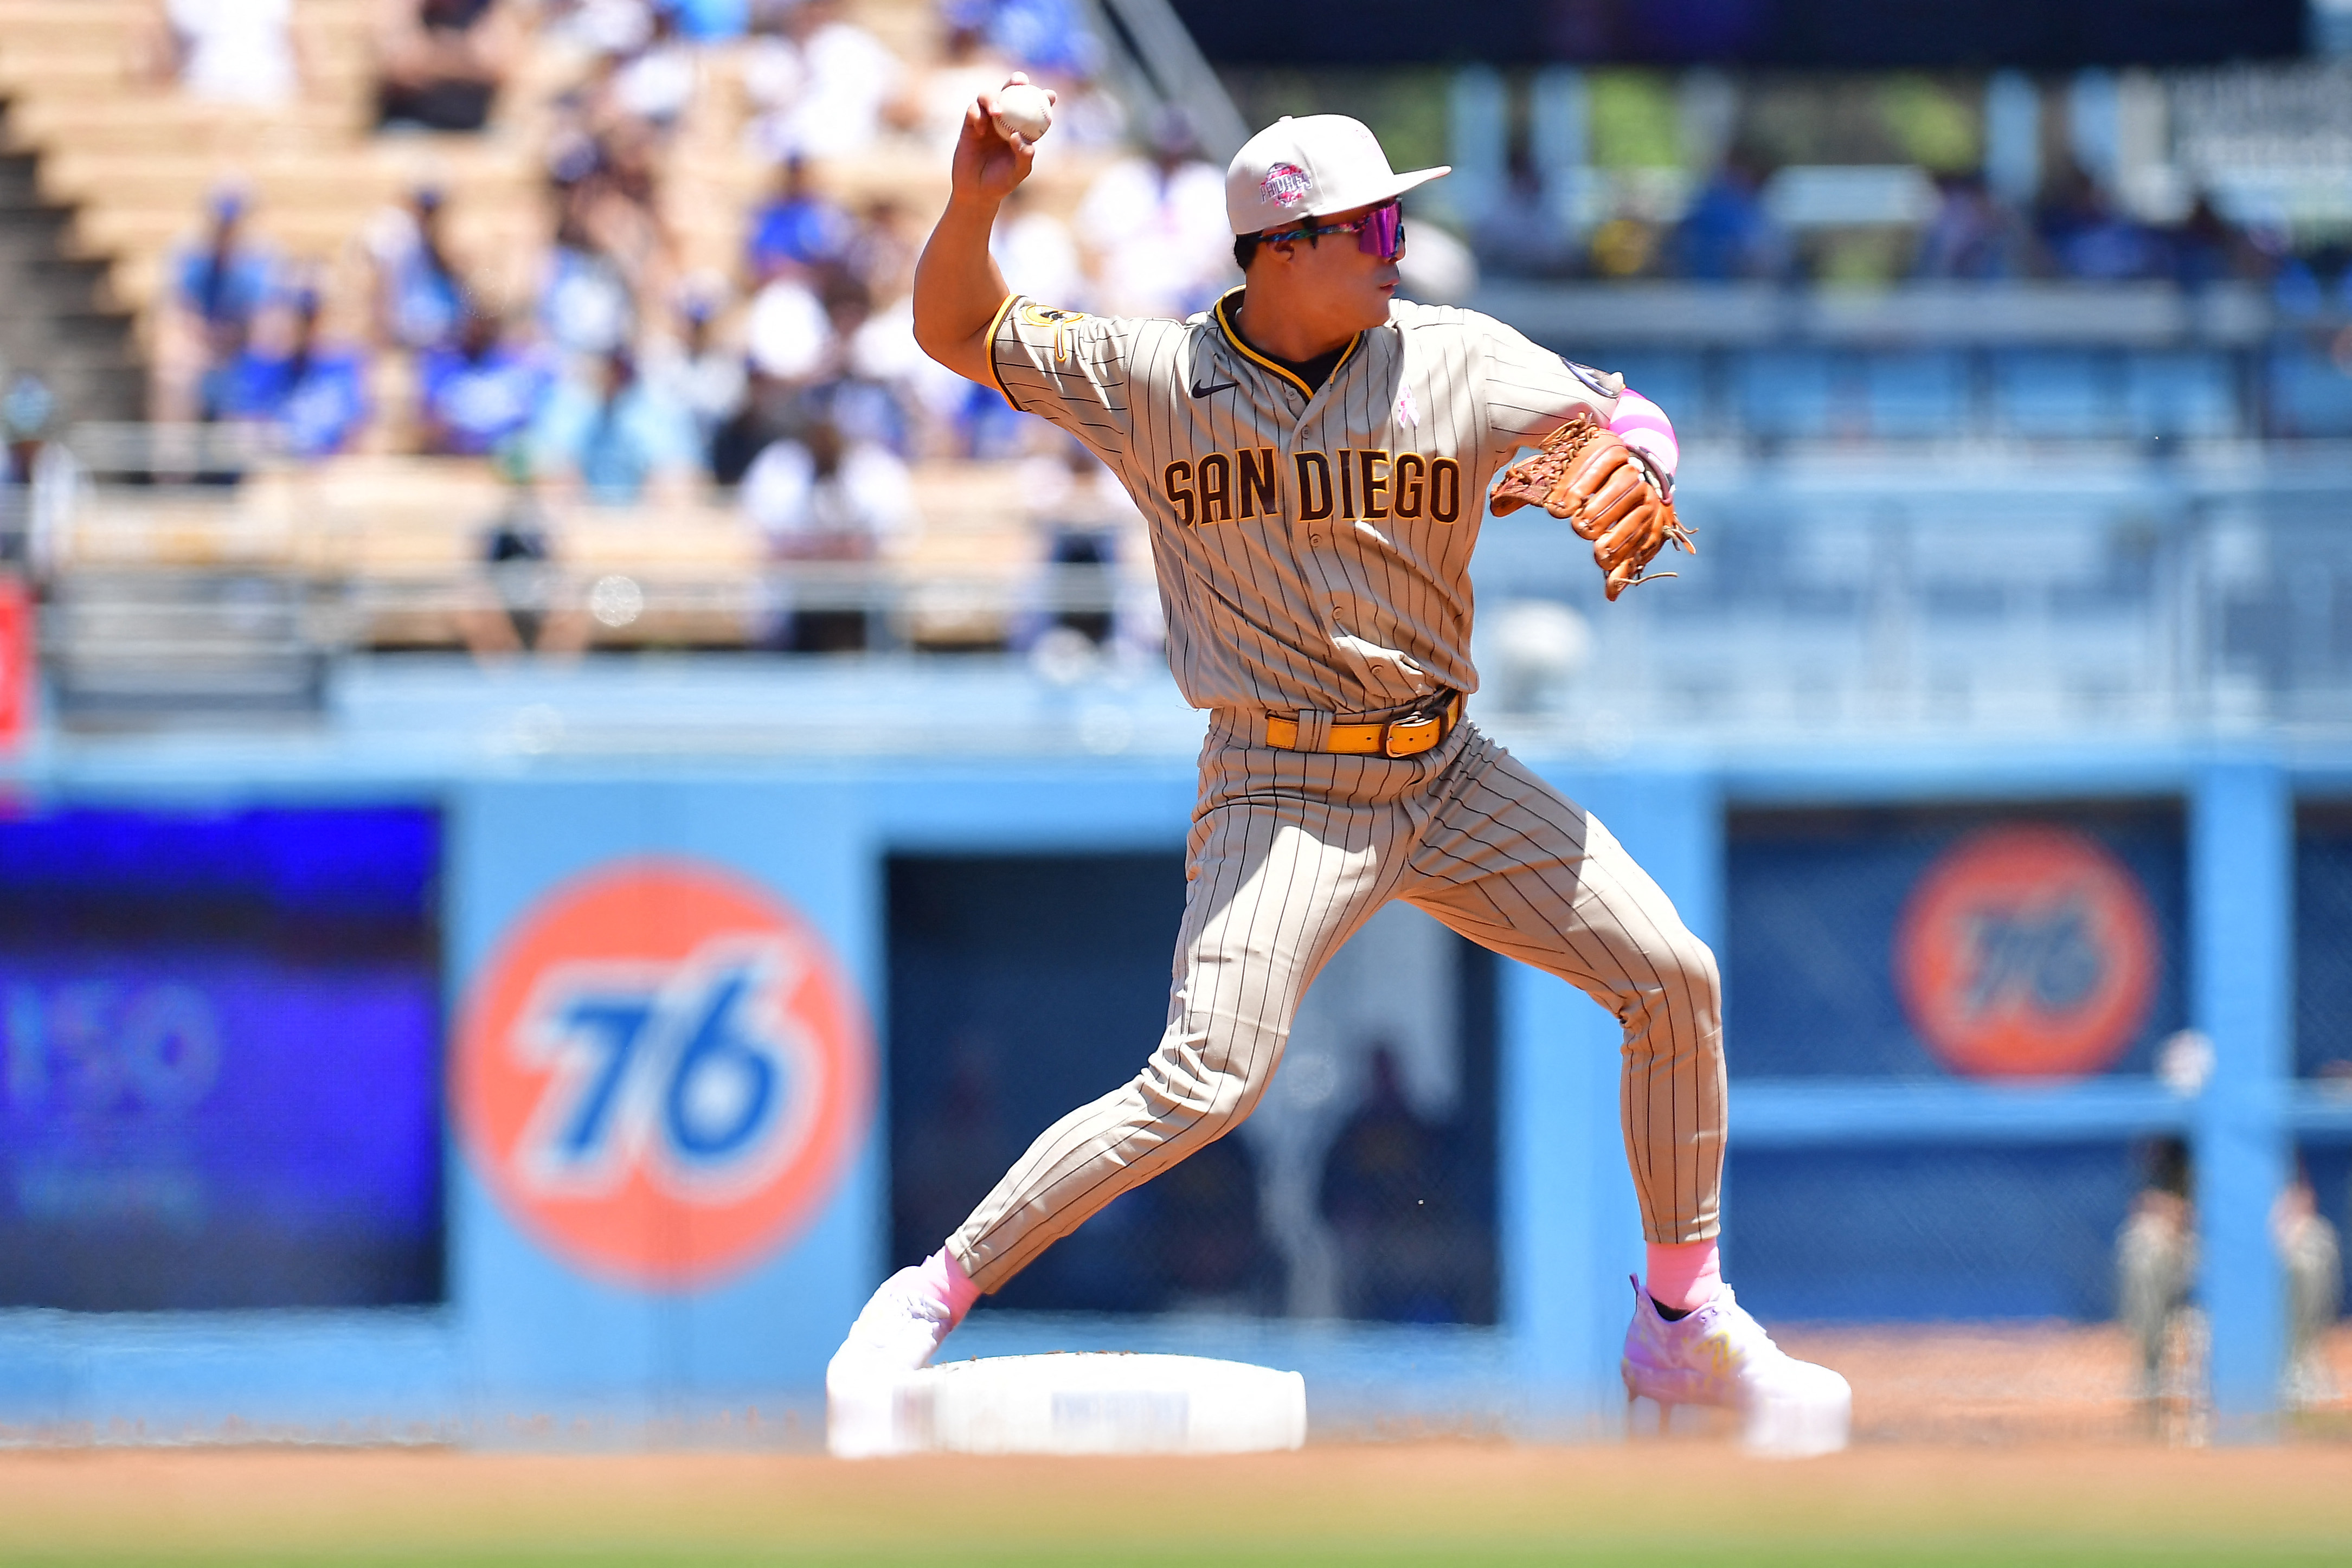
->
xmin=991 ymin=81 xmax=1053 ymax=143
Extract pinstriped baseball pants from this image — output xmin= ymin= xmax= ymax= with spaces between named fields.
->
xmin=946 ymin=716 xmax=1726 ymax=1293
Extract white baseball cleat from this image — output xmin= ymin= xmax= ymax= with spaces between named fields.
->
xmin=825 ymin=1265 xmax=962 ymax=1458
xmin=1620 ymin=1275 xmax=1851 ymax=1457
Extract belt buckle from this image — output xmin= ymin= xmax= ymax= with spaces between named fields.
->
xmin=1379 ymin=692 xmax=1456 ymax=759
xmin=1381 ymin=711 xmax=1432 ymax=758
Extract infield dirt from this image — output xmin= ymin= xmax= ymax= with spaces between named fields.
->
xmin=2 ymin=1325 xmax=2347 ymax=1566
xmin=0 ymin=1441 xmax=2348 ymax=1567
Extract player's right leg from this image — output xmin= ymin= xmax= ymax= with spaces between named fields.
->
xmin=827 ymin=767 xmax=1407 ymax=1442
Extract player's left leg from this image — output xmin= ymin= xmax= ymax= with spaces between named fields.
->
xmin=1400 ymin=727 xmax=1848 ymax=1452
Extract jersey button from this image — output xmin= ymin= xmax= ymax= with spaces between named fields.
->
xmin=1309 ymin=533 xmax=1323 ymax=545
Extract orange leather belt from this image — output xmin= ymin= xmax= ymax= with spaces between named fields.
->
xmin=1265 ymin=692 xmax=1462 ymax=758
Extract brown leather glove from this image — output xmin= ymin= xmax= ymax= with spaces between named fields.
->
xmin=1490 ymin=415 xmax=1695 ymax=601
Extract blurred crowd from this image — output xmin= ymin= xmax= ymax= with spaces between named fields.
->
xmin=142 ymin=0 xmax=1239 ymax=649
xmin=1475 ymin=145 xmax=2344 ymax=307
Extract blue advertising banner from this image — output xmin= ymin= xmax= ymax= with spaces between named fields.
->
xmin=0 ymin=807 xmax=441 ymax=1309
xmin=1725 ymin=803 xmax=2188 ymax=1081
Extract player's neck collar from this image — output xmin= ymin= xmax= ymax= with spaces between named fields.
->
xmin=1212 ymin=287 xmax=1361 ymax=401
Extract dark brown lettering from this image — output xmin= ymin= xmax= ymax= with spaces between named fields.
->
xmin=1164 ymin=459 xmax=1196 ymax=527
xmin=1198 ymin=452 xmax=1232 ymax=523
xmin=1358 ymin=448 xmax=1391 ymax=520
xmin=1430 ymin=458 xmax=1461 ymax=524
xmin=1237 ymin=447 xmax=1278 ymax=519
xmin=1294 ymin=452 xmax=1333 ymax=521
xmin=1393 ymin=452 xmax=1425 ymax=518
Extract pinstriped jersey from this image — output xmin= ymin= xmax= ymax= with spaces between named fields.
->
xmin=988 ymin=287 xmax=1624 ymax=718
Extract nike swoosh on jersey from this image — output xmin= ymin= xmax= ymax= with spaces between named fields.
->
xmin=1190 ymin=378 xmax=1240 ymax=397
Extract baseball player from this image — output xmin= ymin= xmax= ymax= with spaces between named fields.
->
xmin=827 ymin=90 xmax=1849 ymax=1451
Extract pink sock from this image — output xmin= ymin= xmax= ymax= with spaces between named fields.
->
xmin=1646 ymin=1241 xmax=1721 ymax=1313
xmin=920 ymin=1246 xmax=980 ymax=1326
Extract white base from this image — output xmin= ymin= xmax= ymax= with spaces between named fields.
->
xmin=828 ymin=1352 xmax=1308 ymax=1458
xmin=1740 ymin=1383 xmax=1852 ymax=1458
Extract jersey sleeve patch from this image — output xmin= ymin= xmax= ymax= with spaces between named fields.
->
xmin=1018 ymin=302 xmax=1090 ymax=331
xmin=1561 ymin=357 xmax=1624 ymax=398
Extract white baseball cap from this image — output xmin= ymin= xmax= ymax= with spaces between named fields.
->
xmin=1225 ymin=114 xmax=1451 ymax=236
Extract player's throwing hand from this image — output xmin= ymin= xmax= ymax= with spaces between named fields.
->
xmin=953 ymin=73 xmax=1057 ymax=205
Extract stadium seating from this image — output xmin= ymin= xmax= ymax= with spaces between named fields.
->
xmin=2266 ymin=341 xmax=2352 ymax=439
xmin=1991 ymin=348 xmax=2125 ymax=441
xmin=1858 ymin=350 xmax=1969 ymax=441
xmin=0 ymin=0 xmax=1131 ymax=654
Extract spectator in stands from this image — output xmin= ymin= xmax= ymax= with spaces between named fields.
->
xmin=1074 ymin=107 xmax=1232 ymax=322
xmin=608 ymin=1 xmax=701 ymax=134
xmin=366 ymin=185 xmax=473 ymax=353
xmin=642 ymin=287 xmax=748 ymax=467
xmin=155 ymin=186 xmax=278 ymax=422
xmin=746 ymin=264 xmax=831 ymax=384
xmin=710 ymin=367 xmax=796 ymax=485
xmin=220 ymin=285 xmax=371 ymax=459
xmin=906 ymin=15 xmax=1016 ymax=156
xmin=950 ymin=0 xmax=1097 ymax=80
xmin=1016 ymin=438 xmax=1138 ymax=650
xmin=1672 ymin=149 xmax=1787 ymax=282
xmin=2035 ymin=162 xmax=2160 ymax=282
xmin=991 ymin=182 xmax=1083 ymax=306
xmin=375 ymin=0 xmax=523 ymax=132
xmin=742 ymin=412 xmax=912 ymax=557
xmin=460 ymin=442 xmax=593 ymax=661
xmin=1585 ymin=201 xmax=1662 ymax=280
xmin=0 ymin=376 xmax=75 ymax=577
xmin=779 ymin=273 xmax=915 ymax=454
xmin=669 ymin=0 xmax=747 ymax=37
xmin=742 ymin=0 xmax=905 ymax=164
xmin=1912 ymin=173 xmax=2032 ymax=281
xmin=531 ymin=346 xmax=701 ymax=506
xmin=1473 ymin=147 xmax=1573 ymax=280
xmin=144 ymin=0 xmax=306 ymax=106
xmin=849 ymin=195 xmax=923 ymax=297
xmin=539 ymin=119 xmax=678 ymax=356
xmin=540 ymin=237 xmax=640 ymax=361
xmin=746 ymin=157 xmax=852 ymax=281
xmin=542 ymin=0 xmax=659 ymax=54
xmin=743 ymin=415 xmax=915 ymax=650
xmin=417 ymin=308 xmax=549 ymax=456
xmin=2164 ymin=195 xmax=2270 ymax=292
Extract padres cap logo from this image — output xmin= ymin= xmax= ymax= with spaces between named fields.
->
xmin=1258 ymin=162 xmax=1311 ymax=208
xmin=1894 ymin=824 xmax=2158 ymax=1079
xmin=455 ymin=858 xmax=873 ymax=1290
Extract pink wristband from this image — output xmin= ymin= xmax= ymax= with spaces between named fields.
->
xmin=1608 ymin=389 xmax=1679 ymax=480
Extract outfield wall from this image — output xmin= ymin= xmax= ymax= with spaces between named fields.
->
xmin=0 ymin=687 xmax=2340 ymax=1443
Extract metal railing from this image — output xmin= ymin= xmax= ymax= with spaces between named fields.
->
xmin=1475 ymin=455 xmax=2352 ymax=738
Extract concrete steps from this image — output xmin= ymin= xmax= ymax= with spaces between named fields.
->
xmin=0 ymin=131 xmax=142 ymax=420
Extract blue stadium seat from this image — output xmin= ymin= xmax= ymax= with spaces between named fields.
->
xmin=2124 ymin=351 xmax=2241 ymax=438
xmin=1859 ymin=351 xmax=1970 ymax=440
xmin=1737 ymin=348 xmax=1844 ymax=440
xmin=1991 ymin=349 xmax=2123 ymax=439
xmin=2265 ymin=343 xmax=2352 ymax=438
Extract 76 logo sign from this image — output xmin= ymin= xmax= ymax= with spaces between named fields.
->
xmin=456 ymin=860 xmax=872 ymax=1290
xmin=515 ymin=939 xmax=811 ymax=1203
